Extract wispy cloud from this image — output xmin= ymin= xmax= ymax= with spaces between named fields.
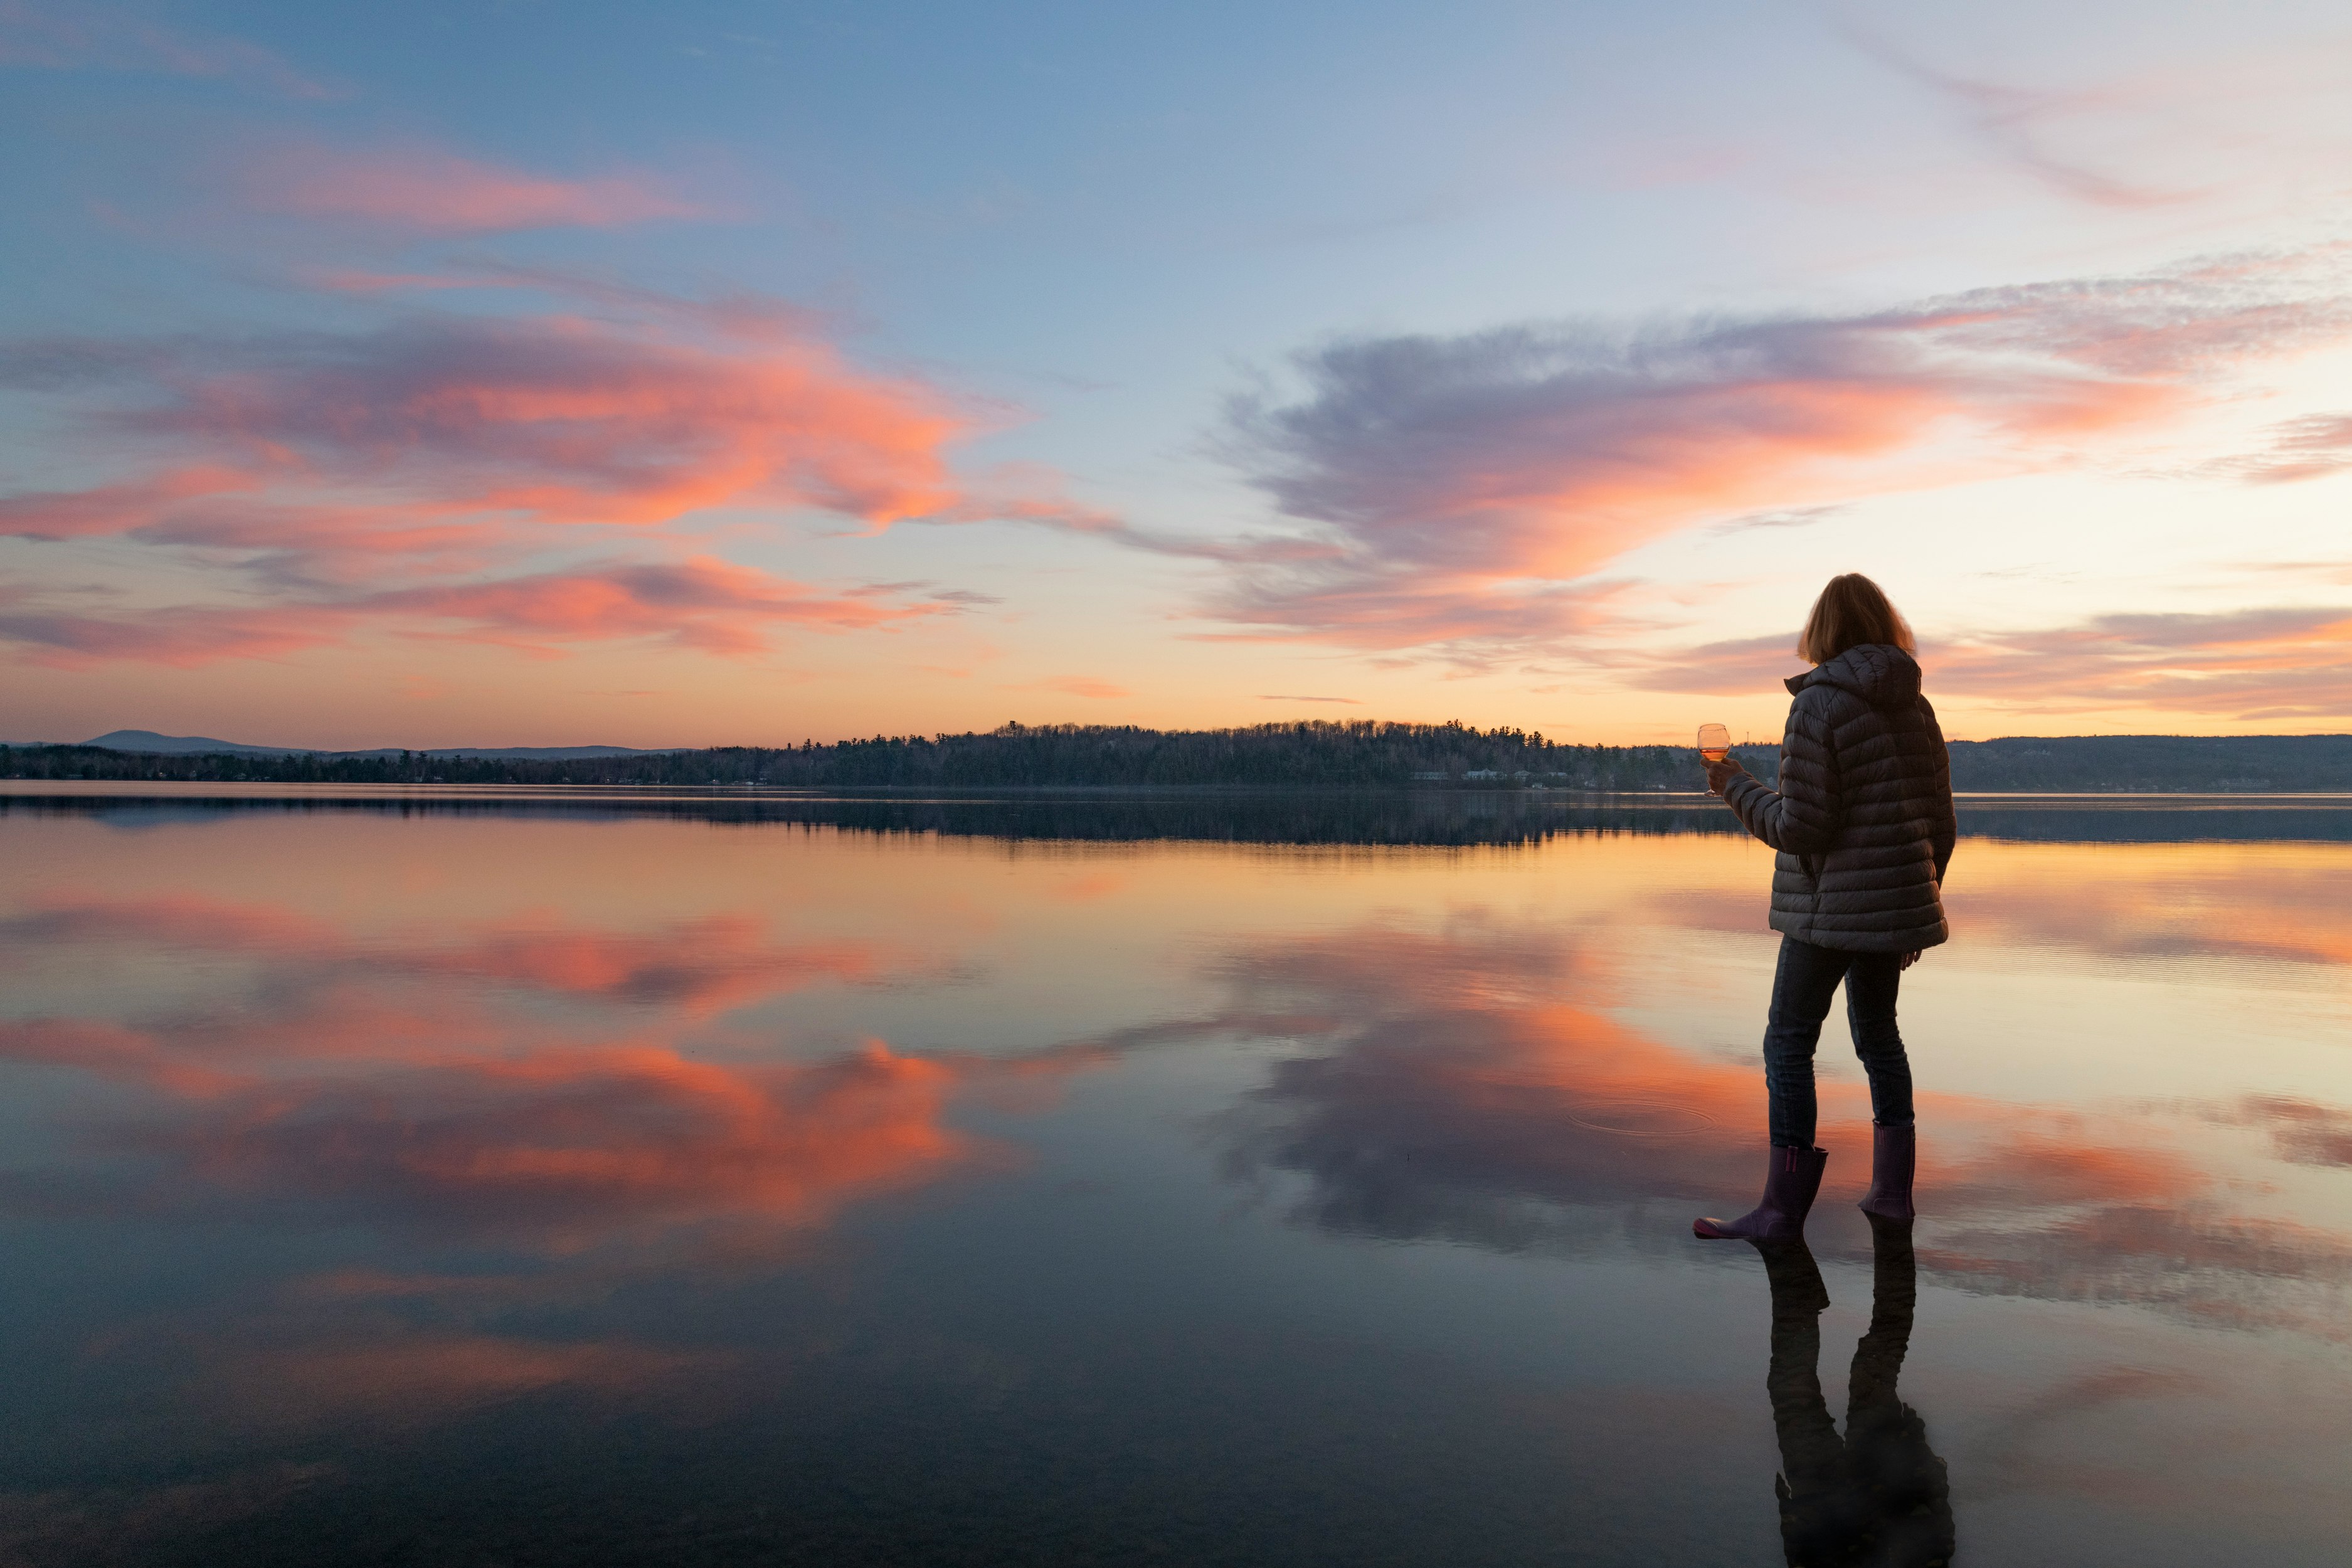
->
xmin=245 ymin=147 xmax=707 ymax=233
xmin=2205 ymin=412 xmax=2352 ymax=485
xmin=0 ymin=0 xmax=334 ymax=97
xmin=1619 ymin=633 xmax=1794 ymax=695
xmin=0 ymin=598 xmax=356 ymax=667
xmin=1210 ymin=246 xmax=2352 ymax=662
xmin=1706 ymin=504 xmax=1845 ymax=534
xmin=299 ymin=258 xmax=830 ymax=341
xmin=0 ymin=464 xmax=261 ymax=539
xmin=1931 ymin=605 xmax=2352 ymax=719
xmin=375 ymin=558 xmax=945 ymax=657
xmin=1838 ymin=24 xmax=2200 ymax=209
xmin=0 ymin=558 xmax=943 ymax=668
xmin=0 ymin=895 xmax=913 ymax=1017
xmin=1626 ymin=604 xmax=2352 ymax=719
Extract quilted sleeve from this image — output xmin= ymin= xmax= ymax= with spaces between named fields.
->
xmin=1721 ymin=697 xmax=1840 ymax=856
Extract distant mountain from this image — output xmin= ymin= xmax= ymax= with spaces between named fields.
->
xmin=84 ymin=729 xmax=305 ymax=756
xmin=81 ymin=729 xmax=681 ymax=761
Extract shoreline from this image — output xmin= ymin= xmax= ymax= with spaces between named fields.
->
xmin=9 ymin=778 xmax=2352 ymax=805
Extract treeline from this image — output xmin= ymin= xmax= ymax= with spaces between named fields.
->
xmin=7 ymin=722 xmax=2352 ymax=792
xmin=1945 ymin=734 xmax=2352 ymax=792
xmin=18 ymin=790 xmax=2352 ymax=847
xmin=4 ymin=790 xmax=1754 ymax=845
xmin=0 ymin=721 xmax=1735 ymax=791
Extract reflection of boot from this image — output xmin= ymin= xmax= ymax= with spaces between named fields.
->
xmin=1694 ymin=1145 xmax=1827 ymax=1241
xmin=1858 ymin=1122 xmax=1917 ymax=1222
xmin=1843 ymin=1214 xmax=1956 ymax=1567
xmin=1759 ymin=1239 xmax=1850 ymax=1565
xmin=1847 ymin=1213 xmax=1916 ymax=1409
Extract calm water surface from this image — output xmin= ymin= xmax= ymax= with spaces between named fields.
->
xmin=3 ymin=786 xmax=2349 ymax=1565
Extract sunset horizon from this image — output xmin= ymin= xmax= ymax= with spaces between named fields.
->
xmin=9 ymin=3 xmax=2352 ymax=748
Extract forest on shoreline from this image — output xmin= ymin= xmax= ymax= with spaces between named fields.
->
xmin=8 ymin=721 xmax=2352 ymax=793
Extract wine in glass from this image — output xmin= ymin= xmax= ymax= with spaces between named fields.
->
xmin=1697 ymin=723 xmax=1730 ymax=763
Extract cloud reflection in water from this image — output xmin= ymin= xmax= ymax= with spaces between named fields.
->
xmin=0 ymin=877 xmax=1108 ymax=1457
xmin=1207 ymin=917 xmax=2352 ymax=1341
xmin=4 ymin=811 xmax=2351 ymax=1565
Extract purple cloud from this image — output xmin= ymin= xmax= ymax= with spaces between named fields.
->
xmin=1209 ymin=247 xmax=2352 ymax=662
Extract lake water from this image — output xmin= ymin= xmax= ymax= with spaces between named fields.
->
xmin=4 ymin=785 xmax=2350 ymax=1565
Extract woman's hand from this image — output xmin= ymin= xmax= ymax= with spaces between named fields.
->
xmin=1703 ymin=756 xmax=1749 ymax=795
xmin=1899 ymin=950 xmax=1923 ymax=972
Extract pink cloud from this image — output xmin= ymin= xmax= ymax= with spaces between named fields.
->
xmin=0 ymin=465 xmax=260 ymax=539
xmin=0 ymin=600 xmax=356 ymax=668
xmin=246 ymin=147 xmax=705 ymax=232
xmin=1931 ymin=605 xmax=2352 ymax=719
xmin=87 ymin=315 xmax=972 ymax=528
xmin=2 ymin=894 xmax=914 ymax=1017
xmin=1214 ymin=247 xmax=2352 ymax=660
xmin=0 ymin=280 xmax=1093 ymax=664
xmin=376 ymin=557 xmax=943 ymax=657
xmin=0 ymin=264 xmax=1112 ymax=553
xmin=0 ymin=1019 xmax=240 ymax=1098
xmin=125 ymin=499 xmax=517 ymax=581
xmin=0 ymin=557 xmax=942 ymax=667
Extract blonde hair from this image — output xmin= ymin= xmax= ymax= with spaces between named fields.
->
xmin=1796 ymin=574 xmax=1915 ymax=666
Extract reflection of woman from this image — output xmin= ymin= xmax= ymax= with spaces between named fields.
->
xmin=1695 ymin=575 xmax=1956 ymax=1241
xmin=1759 ymin=1224 xmax=1955 ymax=1567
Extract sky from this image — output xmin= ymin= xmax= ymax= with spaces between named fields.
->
xmin=3 ymin=0 xmax=2351 ymax=749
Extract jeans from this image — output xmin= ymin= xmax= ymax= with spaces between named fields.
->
xmin=1764 ymin=935 xmax=1914 ymax=1148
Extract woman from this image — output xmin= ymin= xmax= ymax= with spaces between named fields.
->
xmin=1693 ymin=573 xmax=1956 ymax=1241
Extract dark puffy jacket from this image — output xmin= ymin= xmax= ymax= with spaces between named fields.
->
xmin=1721 ymin=644 xmax=1957 ymax=953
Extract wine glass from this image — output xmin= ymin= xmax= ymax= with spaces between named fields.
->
xmin=1697 ymin=723 xmax=1730 ymax=763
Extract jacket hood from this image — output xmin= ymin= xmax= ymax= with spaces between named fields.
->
xmin=1786 ymin=643 xmax=1922 ymax=707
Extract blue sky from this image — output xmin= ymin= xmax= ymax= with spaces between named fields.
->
xmin=4 ymin=0 xmax=2351 ymax=746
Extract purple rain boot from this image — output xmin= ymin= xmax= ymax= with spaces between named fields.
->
xmin=1694 ymin=1145 xmax=1828 ymax=1241
xmin=1858 ymin=1121 xmax=1917 ymax=1222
